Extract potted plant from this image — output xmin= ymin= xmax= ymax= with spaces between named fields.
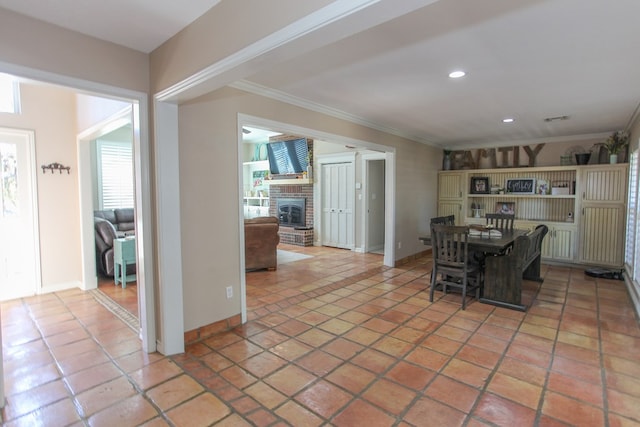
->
xmin=604 ymin=131 xmax=629 ymax=164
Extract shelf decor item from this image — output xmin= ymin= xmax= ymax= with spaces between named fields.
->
xmin=536 ymin=179 xmax=550 ymax=195
xmin=574 ymin=152 xmax=591 ymax=165
xmin=551 ymin=181 xmax=571 ymax=195
xmin=505 ymin=178 xmax=536 ymax=194
xmin=495 ymin=201 xmax=515 ymax=215
xmin=604 ymin=131 xmax=629 ymax=164
xmin=470 ymin=177 xmax=490 ymax=194
xmin=442 ymin=150 xmax=452 ymax=170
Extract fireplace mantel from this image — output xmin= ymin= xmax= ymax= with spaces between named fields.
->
xmin=265 ymin=178 xmax=312 ymax=185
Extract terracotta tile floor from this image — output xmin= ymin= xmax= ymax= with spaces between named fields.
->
xmin=97 ymin=276 xmax=139 ymax=319
xmin=2 ymin=243 xmax=640 ymax=426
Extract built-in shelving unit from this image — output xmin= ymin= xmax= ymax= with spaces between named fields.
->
xmin=438 ymin=163 xmax=628 ymax=267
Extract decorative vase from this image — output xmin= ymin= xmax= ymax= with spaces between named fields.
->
xmin=443 ymin=154 xmax=451 ymax=171
xmin=575 ymin=152 xmax=591 ymax=165
xmin=610 ymin=154 xmax=618 ymax=164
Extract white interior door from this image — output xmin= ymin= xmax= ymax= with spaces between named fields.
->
xmin=365 ymin=159 xmax=385 ymax=252
xmin=0 ymin=128 xmax=39 ymax=301
xmin=321 ymin=162 xmax=354 ymax=249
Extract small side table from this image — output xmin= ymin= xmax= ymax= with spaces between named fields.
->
xmin=114 ymin=237 xmax=136 ymax=288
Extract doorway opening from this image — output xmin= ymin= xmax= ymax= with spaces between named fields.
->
xmin=238 ymin=114 xmax=397 ymax=323
xmin=0 ymin=65 xmax=155 ymax=354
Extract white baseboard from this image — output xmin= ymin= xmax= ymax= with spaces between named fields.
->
xmin=40 ymin=280 xmax=82 ymax=294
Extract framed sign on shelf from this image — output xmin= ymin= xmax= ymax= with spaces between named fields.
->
xmin=470 ymin=177 xmax=490 ymax=194
xmin=505 ymin=178 xmax=536 ymax=194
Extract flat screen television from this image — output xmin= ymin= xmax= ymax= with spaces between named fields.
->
xmin=266 ymin=138 xmax=309 ymax=175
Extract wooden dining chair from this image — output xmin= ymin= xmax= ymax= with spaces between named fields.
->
xmin=430 ymin=214 xmax=455 ymax=226
xmin=486 ymin=213 xmax=515 ymax=230
xmin=428 ymin=215 xmax=456 ymax=280
xmin=430 ymin=224 xmax=482 ymax=310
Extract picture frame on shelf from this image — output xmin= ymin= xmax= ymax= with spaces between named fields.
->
xmin=505 ymin=178 xmax=536 ymax=194
xmin=536 ymin=179 xmax=550 ymax=195
xmin=495 ymin=201 xmax=515 ymax=215
xmin=470 ymin=177 xmax=490 ymax=194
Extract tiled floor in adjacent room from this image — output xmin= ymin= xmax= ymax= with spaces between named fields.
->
xmin=2 ymin=244 xmax=640 ymax=426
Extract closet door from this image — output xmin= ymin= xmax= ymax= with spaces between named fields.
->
xmin=321 ymin=162 xmax=354 ymax=249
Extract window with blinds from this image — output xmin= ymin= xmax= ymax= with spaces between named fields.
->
xmin=97 ymin=140 xmax=134 ymax=210
xmin=626 ymin=150 xmax=638 ymax=281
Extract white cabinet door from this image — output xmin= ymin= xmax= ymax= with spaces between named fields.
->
xmin=438 ymin=172 xmax=464 ymax=199
xmin=517 ymin=221 xmax=575 ymax=262
xmin=550 ymin=226 xmax=575 ymax=261
xmin=321 ymin=162 xmax=354 ymax=249
xmin=580 ymin=205 xmax=626 ymax=266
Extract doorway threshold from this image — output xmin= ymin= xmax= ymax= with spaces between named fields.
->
xmin=90 ymin=289 xmax=139 ymax=332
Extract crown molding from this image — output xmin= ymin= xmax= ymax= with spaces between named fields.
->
xmin=230 ymin=80 xmax=436 ymax=146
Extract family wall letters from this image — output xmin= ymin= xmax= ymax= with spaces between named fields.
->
xmin=450 ymin=144 xmax=545 ymax=169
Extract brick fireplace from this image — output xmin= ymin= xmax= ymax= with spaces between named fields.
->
xmin=269 ymin=183 xmax=314 ymax=246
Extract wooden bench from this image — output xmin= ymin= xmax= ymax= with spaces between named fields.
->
xmin=480 ymin=225 xmax=548 ymax=311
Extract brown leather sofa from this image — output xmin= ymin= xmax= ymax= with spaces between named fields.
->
xmin=244 ymin=217 xmax=280 ymax=271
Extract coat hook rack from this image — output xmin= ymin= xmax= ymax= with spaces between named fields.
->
xmin=41 ymin=162 xmax=71 ymax=174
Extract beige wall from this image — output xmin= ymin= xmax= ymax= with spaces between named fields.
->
xmin=0 ymin=9 xmax=148 ymax=93
xmin=178 ymin=86 xmax=439 ymax=331
xmin=150 ymin=0 xmax=332 ymax=92
xmin=0 ymin=83 xmax=82 ymax=289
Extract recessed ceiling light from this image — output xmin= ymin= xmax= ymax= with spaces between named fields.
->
xmin=502 ymin=118 xmax=515 ymax=123
xmin=448 ymin=70 xmax=466 ymax=79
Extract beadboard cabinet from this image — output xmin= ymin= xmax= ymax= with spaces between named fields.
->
xmin=437 ymin=172 xmax=465 ymax=224
xmin=578 ymin=164 xmax=628 ymax=267
xmin=437 ymin=164 xmax=629 ymax=267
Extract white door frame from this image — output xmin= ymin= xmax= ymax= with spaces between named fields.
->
xmin=77 ymin=108 xmax=132 ymax=292
xmin=237 ymin=114 xmax=396 ymax=267
xmin=361 ymin=152 xmax=386 ymax=254
xmin=0 ymin=60 xmax=156 ymax=354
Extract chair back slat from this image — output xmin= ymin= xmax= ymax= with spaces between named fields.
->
xmin=430 ymin=215 xmax=455 ymax=226
xmin=485 ymin=213 xmax=515 ymax=230
xmin=431 ymin=224 xmax=469 ymax=268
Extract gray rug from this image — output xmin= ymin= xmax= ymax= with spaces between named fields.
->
xmin=277 ymin=249 xmax=313 ymax=265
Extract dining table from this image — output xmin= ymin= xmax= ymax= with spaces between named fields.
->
xmin=419 ymin=228 xmax=529 ymax=255
xmin=419 ymin=228 xmax=531 ymax=308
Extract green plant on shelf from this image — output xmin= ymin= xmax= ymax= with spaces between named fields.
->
xmin=603 ymin=131 xmax=629 ymax=154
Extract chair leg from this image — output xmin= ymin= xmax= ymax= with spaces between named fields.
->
xmin=429 ymin=268 xmax=436 ymax=302
xmin=461 ymin=277 xmax=467 ymax=310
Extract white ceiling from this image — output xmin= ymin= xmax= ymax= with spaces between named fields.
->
xmin=2 ymin=0 xmax=640 ymax=149
xmin=0 ymin=0 xmax=221 ymax=53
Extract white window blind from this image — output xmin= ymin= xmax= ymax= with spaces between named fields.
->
xmin=97 ymin=140 xmax=134 ymax=210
